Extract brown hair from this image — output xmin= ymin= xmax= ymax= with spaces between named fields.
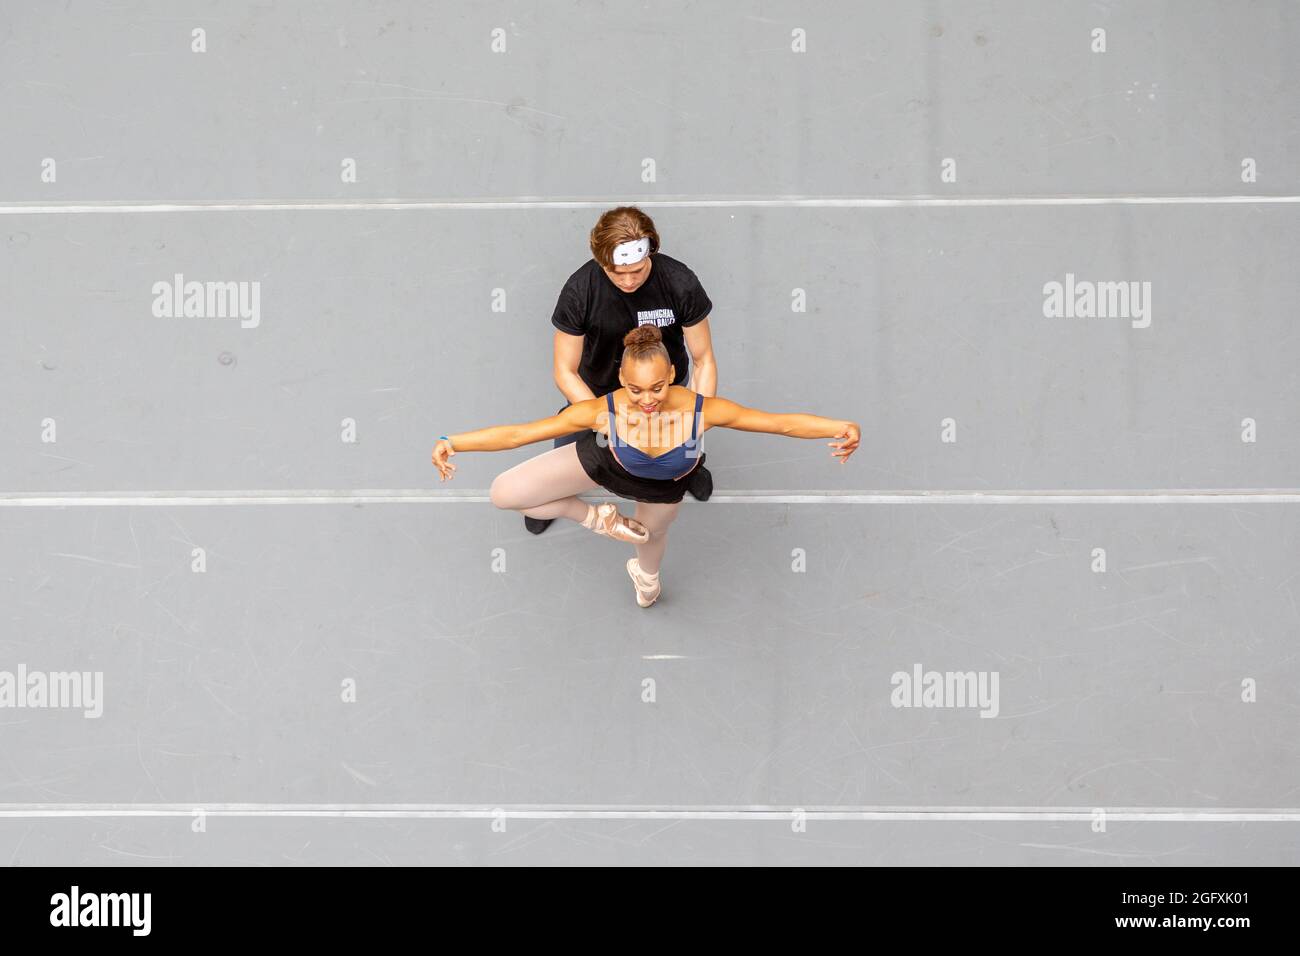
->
xmin=621 ymin=324 xmax=670 ymax=367
xmin=590 ymin=206 xmax=660 ymax=270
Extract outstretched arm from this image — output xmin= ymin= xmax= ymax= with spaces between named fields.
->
xmin=432 ymin=400 xmax=601 ymax=480
xmin=702 ymin=397 xmax=861 ymax=463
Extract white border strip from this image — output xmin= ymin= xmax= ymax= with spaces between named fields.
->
xmin=4 ymin=490 xmax=1300 ymax=507
xmin=0 ymin=195 xmax=1297 ymax=214
xmin=0 ymin=804 xmax=1296 ymax=822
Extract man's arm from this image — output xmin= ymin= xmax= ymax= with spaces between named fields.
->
xmin=553 ymin=330 xmax=597 ymax=404
xmin=684 ymin=317 xmax=718 ymax=397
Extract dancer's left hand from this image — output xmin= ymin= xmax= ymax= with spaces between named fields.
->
xmin=830 ymin=423 xmax=860 ymax=463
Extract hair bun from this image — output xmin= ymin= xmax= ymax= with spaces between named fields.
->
xmin=623 ymin=324 xmax=663 ymax=348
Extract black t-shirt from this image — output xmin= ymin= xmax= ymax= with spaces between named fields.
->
xmin=550 ymin=252 xmax=713 ymax=394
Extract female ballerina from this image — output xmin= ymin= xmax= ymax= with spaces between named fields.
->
xmin=431 ymin=326 xmax=861 ymax=607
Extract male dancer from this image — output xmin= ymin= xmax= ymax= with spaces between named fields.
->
xmin=526 ymin=205 xmax=718 ymax=534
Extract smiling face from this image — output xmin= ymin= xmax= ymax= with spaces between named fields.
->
xmin=603 ymin=255 xmax=652 ymax=294
xmin=618 ymin=352 xmax=674 ymax=414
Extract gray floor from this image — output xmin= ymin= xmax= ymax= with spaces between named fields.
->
xmin=1 ymin=1 xmax=1298 ymax=865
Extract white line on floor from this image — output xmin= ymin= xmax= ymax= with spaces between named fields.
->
xmin=3 ymin=491 xmax=1300 ymax=506
xmin=0 ymin=195 xmax=1297 ymax=214
xmin=0 ymin=804 xmax=1296 ymax=822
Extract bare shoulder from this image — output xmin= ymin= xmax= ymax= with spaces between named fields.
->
xmin=561 ymin=396 xmax=605 ymax=428
xmin=666 ymin=384 xmax=695 ymax=404
xmin=699 ymin=395 xmax=743 ymax=429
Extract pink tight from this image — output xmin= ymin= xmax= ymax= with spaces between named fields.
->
xmin=488 ymin=443 xmax=682 ymax=575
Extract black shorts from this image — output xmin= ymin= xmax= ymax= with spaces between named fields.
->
xmin=575 ymin=428 xmax=704 ymax=504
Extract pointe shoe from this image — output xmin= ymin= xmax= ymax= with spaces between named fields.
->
xmin=583 ymin=503 xmax=649 ymax=543
xmin=626 ymin=558 xmax=662 ymax=608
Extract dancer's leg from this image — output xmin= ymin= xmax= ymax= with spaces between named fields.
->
xmin=525 ymin=404 xmax=585 ymax=535
xmin=490 ymin=443 xmax=598 ymax=522
xmin=631 ymin=501 xmax=682 ymax=575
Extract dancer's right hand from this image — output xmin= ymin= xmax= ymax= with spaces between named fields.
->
xmin=829 ymin=422 xmax=861 ymax=463
xmin=432 ymin=439 xmax=457 ymax=481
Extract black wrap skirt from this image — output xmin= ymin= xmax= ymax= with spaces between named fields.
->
xmin=574 ymin=428 xmax=704 ymax=504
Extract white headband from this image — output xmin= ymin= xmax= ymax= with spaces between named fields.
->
xmin=611 ymin=237 xmax=651 ymax=265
